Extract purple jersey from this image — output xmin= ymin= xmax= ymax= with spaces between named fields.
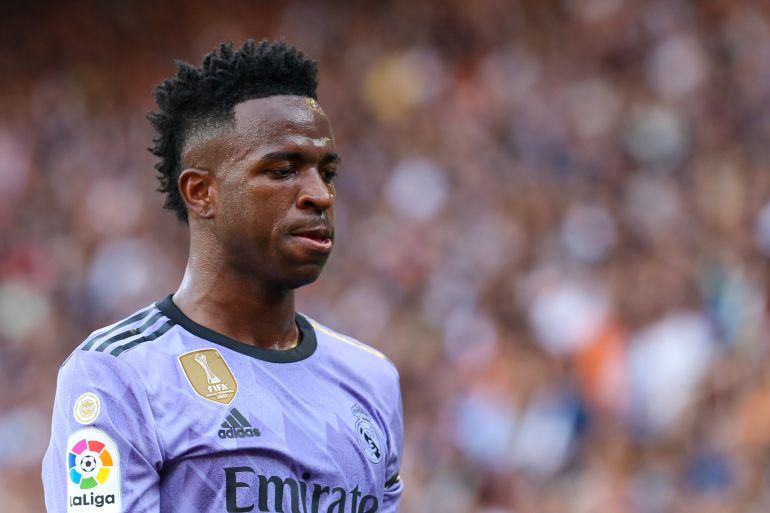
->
xmin=42 ymin=296 xmax=404 ymax=513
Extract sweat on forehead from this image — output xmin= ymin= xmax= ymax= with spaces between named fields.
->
xmin=233 ymin=95 xmax=325 ymax=131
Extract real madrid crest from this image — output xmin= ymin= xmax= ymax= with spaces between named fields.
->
xmin=351 ymin=404 xmax=384 ymax=464
xmin=178 ymin=349 xmax=238 ymax=405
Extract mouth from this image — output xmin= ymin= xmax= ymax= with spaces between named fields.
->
xmin=290 ymin=227 xmax=334 ymax=253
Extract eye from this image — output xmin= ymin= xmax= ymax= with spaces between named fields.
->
xmin=321 ymin=168 xmax=338 ymax=183
xmin=268 ymin=166 xmax=296 ymax=179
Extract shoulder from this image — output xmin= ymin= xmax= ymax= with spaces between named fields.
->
xmin=303 ymin=314 xmax=400 ymax=382
xmin=78 ymin=302 xmax=176 ymax=357
xmin=61 ymin=301 xmax=177 ymax=378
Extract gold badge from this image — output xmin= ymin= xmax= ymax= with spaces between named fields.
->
xmin=178 ymin=349 xmax=238 ymax=405
xmin=73 ymin=392 xmax=100 ymax=425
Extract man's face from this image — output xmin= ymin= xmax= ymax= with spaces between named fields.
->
xmin=208 ymin=95 xmax=338 ymax=290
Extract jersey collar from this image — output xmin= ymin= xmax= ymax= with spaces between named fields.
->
xmin=156 ymin=294 xmax=317 ymax=363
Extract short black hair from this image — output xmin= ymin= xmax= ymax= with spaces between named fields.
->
xmin=147 ymin=39 xmax=318 ymax=223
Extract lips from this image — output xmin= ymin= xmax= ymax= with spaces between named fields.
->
xmin=289 ymin=225 xmax=334 ymax=253
xmin=291 ymin=227 xmax=332 ymax=240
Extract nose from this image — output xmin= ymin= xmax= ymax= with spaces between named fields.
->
xmin=296 ymin=168 xmax=334 ymax=212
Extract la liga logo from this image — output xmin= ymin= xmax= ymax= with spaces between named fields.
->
xmin=68 ymin=437 xmax=114 ymax=489
xmin=66 ymin=428 xmax=121 ymax=511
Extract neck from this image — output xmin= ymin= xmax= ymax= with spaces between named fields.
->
xmin=172 ymin=245 xmax=299 ymax=350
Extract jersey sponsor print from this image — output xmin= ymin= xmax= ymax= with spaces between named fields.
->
xmin=224 ymin=468 xmax=380 ymax=513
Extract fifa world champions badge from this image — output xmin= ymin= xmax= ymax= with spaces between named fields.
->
xmin=351 ymin=404 xmax=385 ymax=464
xmin=66 ymin=428 xmax=121 ymax=512
xmin=178 ymin=348 xmax=238 ymax=404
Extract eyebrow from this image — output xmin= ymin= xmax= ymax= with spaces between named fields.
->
xmin=260 ymin=151 xmax=340 ymax=164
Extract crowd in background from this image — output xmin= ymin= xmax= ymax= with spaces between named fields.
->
xmin=2 ymin=0 xmax=770 ymax=511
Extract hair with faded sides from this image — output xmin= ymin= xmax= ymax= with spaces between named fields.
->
xmin=148 ymin=39 xmax=318 ymax=223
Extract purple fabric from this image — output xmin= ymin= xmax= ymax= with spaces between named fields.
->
xmin=42 ymin=302 xmax=403 ymax=513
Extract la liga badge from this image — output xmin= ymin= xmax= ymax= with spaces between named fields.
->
xmin=66 ymin=428 xmax=121 ymax=513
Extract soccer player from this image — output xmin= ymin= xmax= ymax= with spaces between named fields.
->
xmin=42 ymin=40 xmax=404 ymax=513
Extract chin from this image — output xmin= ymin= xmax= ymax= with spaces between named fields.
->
xmin=281 ymin=265 xmax=326 ymax=290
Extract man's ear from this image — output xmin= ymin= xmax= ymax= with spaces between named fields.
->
xmin=178 ymin=168 xmax=216 ymax=219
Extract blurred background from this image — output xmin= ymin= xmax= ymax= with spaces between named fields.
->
xmin=2 ymin=0 xmax=770 ymax=511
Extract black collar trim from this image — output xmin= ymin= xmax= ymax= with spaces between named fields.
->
xmin=156 ymin=295 xmax=317 ymax=363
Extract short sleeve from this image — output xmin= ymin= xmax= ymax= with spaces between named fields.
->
xmin=381 ymin=370 xmax=404 ymax=512
xmin=42 ymin=350 xmax=163 ymax=513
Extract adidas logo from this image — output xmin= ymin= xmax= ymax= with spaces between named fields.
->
xmin=218 ymin=408 xmax=261 ymax=439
